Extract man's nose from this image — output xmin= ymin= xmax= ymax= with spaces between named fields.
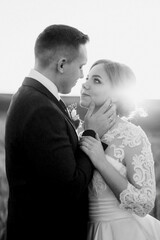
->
xmin=79 ymin=69 xmax=84 ymax=79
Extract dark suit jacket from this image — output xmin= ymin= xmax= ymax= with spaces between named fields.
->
xmin=5 ymin=77 xmax=93 ymax=240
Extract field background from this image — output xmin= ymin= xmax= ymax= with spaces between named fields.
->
xmin=0 ymin=94 xmax=160 ymax=237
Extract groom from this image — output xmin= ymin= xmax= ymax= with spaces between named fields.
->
xmin=5 ymin=25 xmax=115 ymax=240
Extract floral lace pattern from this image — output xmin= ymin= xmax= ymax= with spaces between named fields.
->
xmin=97 ymin=120 xmax=156 ymax=217
xmin=88 ymin=170 xmax=107 ymax=198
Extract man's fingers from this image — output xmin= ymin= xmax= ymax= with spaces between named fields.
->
xmin=104 ymin=104 xmax=116 ymax=118
xmin=85 ymin=101 xmax=95 ymax=118
xmin=94 ymin=98 xmax=112 ymax=115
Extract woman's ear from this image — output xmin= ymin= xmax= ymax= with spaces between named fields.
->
xmin=57 ymin=58 xmax=67 ymax=73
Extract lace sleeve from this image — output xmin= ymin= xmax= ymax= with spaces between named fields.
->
xmin=119 ymin=126 xmax=156 ymax=217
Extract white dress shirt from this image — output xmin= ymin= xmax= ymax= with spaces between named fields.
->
xmin=28 ymin=69 xmax=60 ymax=101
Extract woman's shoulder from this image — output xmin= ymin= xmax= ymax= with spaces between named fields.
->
xmin=102 ymin=117 xmax=150 ymax=145
xmin=121 ymin=118 xmax=149 ymax=141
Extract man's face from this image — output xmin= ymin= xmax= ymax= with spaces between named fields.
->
xmin=59 ymin=44 xmax=87 ymax=94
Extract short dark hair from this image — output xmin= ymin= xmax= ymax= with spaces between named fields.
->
xmin=34 ymin=24 xmax=89 ymax=67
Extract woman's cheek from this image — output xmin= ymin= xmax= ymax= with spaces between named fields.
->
xmin=94 ymin=96 xmax=108 ymax=108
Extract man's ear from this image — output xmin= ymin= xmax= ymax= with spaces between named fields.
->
xmin=57 ymin=58 xmax=67 ymax=73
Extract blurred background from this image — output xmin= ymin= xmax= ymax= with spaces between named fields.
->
xmin=0 ymin=0 xmax=160 ymax=238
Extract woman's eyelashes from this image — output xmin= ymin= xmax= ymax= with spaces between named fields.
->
xmin=93 ymin=77 xmax=101 ymax=84
xmin=85 ymin=75 xmax=101 ymax=84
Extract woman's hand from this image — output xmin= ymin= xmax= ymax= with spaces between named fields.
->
xmin=80 ymin=133 xmax=128 ymax=200
xmin=80 ymin=133 xmax=106 ymax=168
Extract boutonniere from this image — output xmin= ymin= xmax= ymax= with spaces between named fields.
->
xmin=67 ymin=103 xmax=82 ymax=129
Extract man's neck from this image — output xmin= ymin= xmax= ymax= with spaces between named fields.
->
xmin=34 ymin=67 xmax=53 ymax=82
xmin=28 ymin=68 xmax=60 ymax=100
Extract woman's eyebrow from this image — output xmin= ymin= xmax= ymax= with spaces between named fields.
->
xmin=92 ymin=74 xmax=102 ymax=79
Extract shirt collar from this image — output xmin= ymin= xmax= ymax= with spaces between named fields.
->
xmin=28 ymin=69 xmax=60 ymax=101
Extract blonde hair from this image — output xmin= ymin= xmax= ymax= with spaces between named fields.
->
xmin=90 ymin=59 xmax=138 ymax=118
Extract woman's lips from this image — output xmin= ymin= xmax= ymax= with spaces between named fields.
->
xmin=81 ymin=91 xmax=90 ymax=97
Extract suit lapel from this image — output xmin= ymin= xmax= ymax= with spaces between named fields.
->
xmin=23 ymin=77 xmax=78 ymax=135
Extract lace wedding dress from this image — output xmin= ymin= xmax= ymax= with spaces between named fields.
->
xmin=87 ymin=119 xmax=160 ymax=240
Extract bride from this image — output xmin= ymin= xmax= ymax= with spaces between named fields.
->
xmin=80 ymin=59 xmax=160 ymax=240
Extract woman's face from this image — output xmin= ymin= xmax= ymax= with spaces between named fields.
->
xmin=80 ymin=64 xmax=114 ymax=109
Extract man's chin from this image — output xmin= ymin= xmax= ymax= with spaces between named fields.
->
xmin=60 ymin=89 xmax=71 ymax=95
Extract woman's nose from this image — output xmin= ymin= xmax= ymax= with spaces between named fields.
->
xmin=82 ymin=82 xmax=90 ymax=90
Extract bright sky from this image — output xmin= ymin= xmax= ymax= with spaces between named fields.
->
xmin=1 ymin=0 xmax=160 ymax=99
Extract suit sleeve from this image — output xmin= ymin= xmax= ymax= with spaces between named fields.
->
xmin=82 ymin=130 xmax=108 ymax=150
xmin=23 ymin=106 xmax=93 ymax=199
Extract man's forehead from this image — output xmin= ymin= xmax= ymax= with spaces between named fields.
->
xmin=78 ymin=44 xmax=88 ymax=63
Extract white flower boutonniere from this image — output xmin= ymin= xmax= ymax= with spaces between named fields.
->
xmin=67 ymin=103 xmax=82 ymax=129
